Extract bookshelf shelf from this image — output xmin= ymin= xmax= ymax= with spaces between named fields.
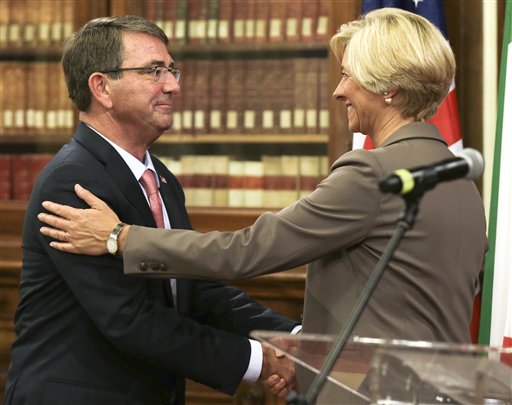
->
xmin=0 ymin=134 xmax=328 ymax=145
xmin=158 ymin=133 xmax=328 ymax=144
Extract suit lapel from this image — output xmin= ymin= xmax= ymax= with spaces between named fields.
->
xmin=73 ymin=123 xmax=156 ymax=228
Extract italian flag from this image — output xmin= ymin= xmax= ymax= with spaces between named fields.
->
xmin=479 ymin=0 xmax=512 ymax=363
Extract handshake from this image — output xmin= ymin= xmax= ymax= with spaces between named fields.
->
xmin=259 ymin=342 xmax=298 ymax=400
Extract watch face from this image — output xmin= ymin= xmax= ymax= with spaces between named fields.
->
xmin=107 ymin=237 xmax=117 ymax=254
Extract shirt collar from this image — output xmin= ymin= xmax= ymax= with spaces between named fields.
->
xmin=86 ymin=125 xmax=160 ymax=187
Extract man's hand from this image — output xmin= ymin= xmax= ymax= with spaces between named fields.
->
xmin=260 ymin=344 xmax=296 ymax=400
xmin=38 ymin=184 xmax=122 ymax=255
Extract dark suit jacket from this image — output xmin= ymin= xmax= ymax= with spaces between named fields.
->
xmin=4 ymin=123 xmax=297 ymax=405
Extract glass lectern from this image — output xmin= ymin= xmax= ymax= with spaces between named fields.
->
xmin=251 ymin=331 xmax=512 ymax=405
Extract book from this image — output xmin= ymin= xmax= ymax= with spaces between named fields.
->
xmin=193 ymin=59 xmax=210 ymax=135
xmin=0 ymin=154 xmax=12 ymax=201
xmin=174 ymin=0 xmax=187 ymax=45
xmin=316 ymin=0 xmax=330 ymax=42
xmin=161 ymin=0 xmax=176 ymax=41
xmin=205 ymin=0 xmax=219 ymax=43
xmin=7 ymin=0 xmax=25 ymax=47
xmin=305 ymin=58 xmax=320 ymax=134
xmin=217 ymin=0 xmax=232 ymax=44
xmin=212 ymin=155 xmax=229 ymax=206
xmin=268 ymin=0 xmax=286 ymax=43
xmin=38 ymin=0 xmax=54 ymax=46
xmin=208 ymin=59 xmax=227 ymax=134
xmin=243 ymin=161 xmax=264 ymax=207
xmin=187 ymin=0 xmax=208 ymax=44
xmin=227 ymin=160 xmax=245 ymax=207
xmin=278 ymin=57 xmax=295 ymax=135
xmin=280 ymin=155 xmax=300 ymax=206
xmin=285 ymin=0 xmax=302 ymax=42
xmin=225 ymin=58 xmax=245 ymax=134
xmin=0 ymin=0 xmax=9 ymax=48
xmin=242 ymin=58 xmax=262 ymax=134
xmin=300 ymin=0 xmax=317 ymax=43
xmin=318 ymin=59 xmax=330 ymax=135
xmin=192 ymin=155 xmax=214 ymax=206
xmin=231 ymin=0 xmax=246 ymax=43
xmin=299 ymin=155 xmax=321 ymax=198
xmin=262 ymin=155 xmax=283 ymax=208
xmin=293 ymin=57 xmax=307 ymax=134
xmin=254 ymin=0 xmax=269 ymax=44
xmin=180 ymin=59 xmax=196 ymax=135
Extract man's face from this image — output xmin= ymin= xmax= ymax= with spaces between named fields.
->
xmin=107 ymin=32 xmax=180 ymax=143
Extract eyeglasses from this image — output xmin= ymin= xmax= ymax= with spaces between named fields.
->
xmin=101 ymin=66 xmax=181 ymax=83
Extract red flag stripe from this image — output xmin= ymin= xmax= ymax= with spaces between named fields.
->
xmin=427 ymin=88 xmax=462 ymax=147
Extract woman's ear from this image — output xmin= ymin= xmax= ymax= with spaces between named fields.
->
xmin=383 ymin=88 xmax=399 ymax=106
xmin=88 ymin=72 xmax=113 ymax=109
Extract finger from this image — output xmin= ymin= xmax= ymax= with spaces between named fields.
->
xmin=38 ymin=213 xmax=71 ymax=231
xmin=262 ymin=374 xmax=280 ymax=389
xmin=277 ymin=386 xmax=289 ymax=400
xmin=40 ymin=226 xmax=68 ymax=241
xmin=75 ymin=184 xmax=109 ymax=210
xmin=269 ymin=378 xmax=287 ymax=397
xmin=275 ymin=349 xmax=284 ymax=358
xmin=41 ymin=200 xmax=78 ymax=220
xmin=48 ymin=241 xmax=80 ymax=254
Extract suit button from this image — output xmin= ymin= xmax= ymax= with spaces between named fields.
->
xmin=159 ymin=263 xmax=167 ymax=271
xmin=151 ymin=262 xmax=160 ymax=270
xmin=139 ymin=262 xmax=148 ymax=271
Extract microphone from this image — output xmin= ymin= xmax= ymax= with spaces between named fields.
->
xmin=379 ymin=148 xmax=484 ymax=195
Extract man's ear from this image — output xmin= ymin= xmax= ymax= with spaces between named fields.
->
xmin=88 ymin=72 xmax=113 ymax=109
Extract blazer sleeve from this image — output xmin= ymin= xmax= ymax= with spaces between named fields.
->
xmin=35 ymin=162 xmax=252 ymax=395
xmin=123 ymin=150 xmax=383 ymax=280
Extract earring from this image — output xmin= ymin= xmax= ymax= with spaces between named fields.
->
xmin=384 ymin=96 xmax=392 ymax=105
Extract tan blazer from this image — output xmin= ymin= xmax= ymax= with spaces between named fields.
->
xmin=124 ymin=122 xmax=487 ymax=344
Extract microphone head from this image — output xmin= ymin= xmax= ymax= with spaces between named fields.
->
xmin=456 ymin=148 xmax=484 ymax=180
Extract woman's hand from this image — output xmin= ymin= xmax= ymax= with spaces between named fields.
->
xmin=38 ymin=184 xmax=122 ymax=255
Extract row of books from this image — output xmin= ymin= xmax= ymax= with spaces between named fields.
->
xmin=0 ymin=153 xmax=329 ymax=208
xmin=159 ymin=154 xmax=329 ymax=208
xmin=170 ymin=57 xmax=330 ymax=135
xmin=0 ymin=0 xmax=74 ymax=48
xmin=1 ymin=57 xmax=329 ymax=136
xmin=0 ymin=153 xmax=53 ymax=201
xmin=0 ymin=0 xmax=331 ymax=49
xmin=0 ymin=61 xmax=74 ymax=136
xmin=145 ymin=0 xmax=331 ymax=45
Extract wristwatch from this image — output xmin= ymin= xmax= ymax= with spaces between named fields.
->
xmin=106 ymin=223 xmax=126 ymax=255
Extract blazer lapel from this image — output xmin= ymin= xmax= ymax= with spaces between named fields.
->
xmin=73 ymin=123 xmax=156 ymax=228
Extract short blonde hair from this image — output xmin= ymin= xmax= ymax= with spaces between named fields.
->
xmin=330 ymin=8 xmax=455 ymax=120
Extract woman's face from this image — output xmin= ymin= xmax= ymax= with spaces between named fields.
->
xmin=333 ymin=50 xmax=382 ymax=135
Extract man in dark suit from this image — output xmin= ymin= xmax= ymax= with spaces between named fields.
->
xmin=3 ymin=16 xmax=298 ymax=405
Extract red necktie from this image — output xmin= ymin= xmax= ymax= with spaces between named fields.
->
xmin=139 ymin=169 xmax=164 ymax=229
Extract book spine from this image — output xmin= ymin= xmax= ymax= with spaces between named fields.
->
xmin=268 ymin=0 xmax=286 ymax=43
xmin=0 ymin=154 xmax=12 ymax=200
xmin=217 ymin=0 xmax=232 ymax=44
xmin=300 ymin=0 xmax=317 ymax=43
xmin=208 ymin=59 xmax=227 ymax=135
xmin=285 ymin=0 xmax=302 ymax=43
xmin=193 ymin=59 xmax=209 ymax=135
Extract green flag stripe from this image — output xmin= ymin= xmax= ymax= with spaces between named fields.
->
xmin=478 ymin=0 xmax=512 ymax=345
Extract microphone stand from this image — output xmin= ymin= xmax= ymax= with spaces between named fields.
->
xmin=286 ymin=192 xmax=423 ymax=405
